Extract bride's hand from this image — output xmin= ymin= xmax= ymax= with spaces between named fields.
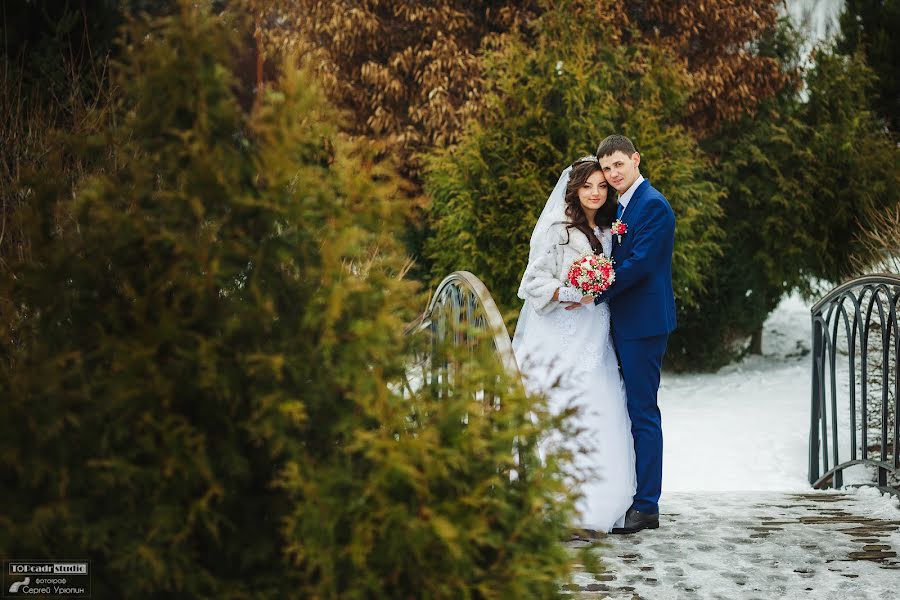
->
xmin=564 ymin=295 xmax=594 ymax=310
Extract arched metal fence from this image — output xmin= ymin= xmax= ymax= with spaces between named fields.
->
xmin=809 ymin=274 xmax=900 ymax=497
xmin=402 ymin=271 xmax=520 ymax=400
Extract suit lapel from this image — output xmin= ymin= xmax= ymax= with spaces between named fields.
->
xmin=619 ymin=179 xmax=648 ymax=223
xmin=613 ymin=180 xmax=649 ymax=258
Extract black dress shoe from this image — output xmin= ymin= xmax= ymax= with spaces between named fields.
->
xmin=610 ymin=507 xmax=659 ymax=534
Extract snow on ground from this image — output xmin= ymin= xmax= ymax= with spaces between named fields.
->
xmin=571 ymin=490 xmax=900 ymax=600
xmin=660 ymin=291 xmax=816 ymax=493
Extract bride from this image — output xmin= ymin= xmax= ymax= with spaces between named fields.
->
xmin=512 ymin=156 xmax=636 ymax=533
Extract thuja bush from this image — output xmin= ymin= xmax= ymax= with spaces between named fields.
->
xmin=283 ymin=336 xmax=584 ymax=599
xmin=0 ymin=3 xmax=580 ymax=598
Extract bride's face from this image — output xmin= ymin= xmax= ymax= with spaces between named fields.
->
xmin=578 ymin=170 xmax=608 ymax=212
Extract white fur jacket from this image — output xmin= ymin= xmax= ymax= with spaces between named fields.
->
xmin=518 ymin=223 xmax=612 ymax=316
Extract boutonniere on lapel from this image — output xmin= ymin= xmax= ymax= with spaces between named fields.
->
xmin=611 ymin=219 xmax=627 ymax=244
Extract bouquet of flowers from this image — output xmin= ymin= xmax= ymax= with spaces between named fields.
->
xmin=566 ymin=253 xmax=615 ymax=296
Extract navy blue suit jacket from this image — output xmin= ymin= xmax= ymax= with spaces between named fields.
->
xmin=599 ymin=179 xmax=676 ymax=340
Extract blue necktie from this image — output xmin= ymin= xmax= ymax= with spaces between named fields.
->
xmin=616 ymin=202 xmax=624 ymax=220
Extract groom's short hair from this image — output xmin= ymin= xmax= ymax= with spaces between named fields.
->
xmin=597 ymin=135 xmax=637 ymax=159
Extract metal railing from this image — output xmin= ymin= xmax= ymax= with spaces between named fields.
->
xmin=402 ymin=271 xmax=520 ymax=400
xmin=809 ymin=274 xmax=900 ymax=496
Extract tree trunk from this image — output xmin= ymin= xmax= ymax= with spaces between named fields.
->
xmin=256 ymin=46 xmax=264 ymax=88
xmin=749 ymin=325 xmax=763 ymax=355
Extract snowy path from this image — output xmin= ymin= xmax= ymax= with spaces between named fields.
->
xmin=569 ymin=490 xmax=900 ymax=599
xmin=566 ymin=292 xmax=900 ymax=598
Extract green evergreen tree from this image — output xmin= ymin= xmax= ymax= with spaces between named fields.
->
xmin=0 ymin=4 xmax=580 ymax=598
xmin=669 ymin=21 xmax=900 ymax=370
xmin=837 ymin=0 xmax=900 ymax=135
xmin=425 ymin=1 xmax=723 ymax=318
xmin=800 ymin=48 xmax=900 ymax=281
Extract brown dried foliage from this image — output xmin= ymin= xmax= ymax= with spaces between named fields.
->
xmin=0 ymin=54 xmax=115 ymax=276
xmin=600 ymin=0 xmax=794 ymax=133
xmin=247 ymin=0 xmax=793 ymax=178
xmin=247 ymin=0 xmax=538 ymax=177
xmin=851 ymin=203 xmax=900 ymax=275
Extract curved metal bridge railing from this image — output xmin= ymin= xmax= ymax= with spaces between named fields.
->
xmin=809 ymin=274 xmax=900 ymax=497
xmin=402 ymin=271 xmax=521 ymax=401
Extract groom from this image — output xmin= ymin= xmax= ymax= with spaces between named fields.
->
xmin=593 ymin=134 xmax=676 ymax=534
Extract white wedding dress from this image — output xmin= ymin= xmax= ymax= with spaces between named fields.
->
xmin=512 ymin=176 xmax=636 ymax=532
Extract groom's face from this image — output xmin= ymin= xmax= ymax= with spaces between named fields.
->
xmin=599 ymin=151 xmax=640 ymax=194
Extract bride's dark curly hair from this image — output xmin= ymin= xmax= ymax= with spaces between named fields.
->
xmin=562 ymin=158 xmax=618 ymax=253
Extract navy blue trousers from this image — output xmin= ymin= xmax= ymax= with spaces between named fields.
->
xmin=612 ymin=332 xmax=668 ymax=514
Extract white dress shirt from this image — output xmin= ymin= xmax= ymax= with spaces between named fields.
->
xmin=616 ymin=173 xmax=645 ymax=214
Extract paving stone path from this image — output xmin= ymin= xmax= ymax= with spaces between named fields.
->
xmin=565 ymin=491 xmax=900 ymax=599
